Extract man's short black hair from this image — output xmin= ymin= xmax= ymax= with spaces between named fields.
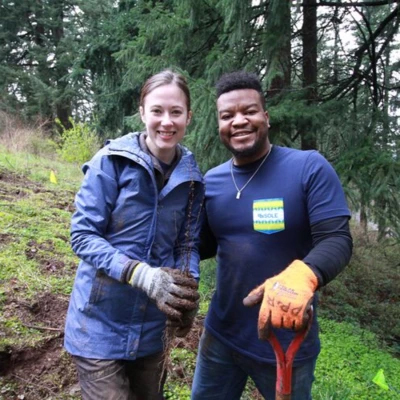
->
xmin=215 ymin=71 xmax=265 ymax=107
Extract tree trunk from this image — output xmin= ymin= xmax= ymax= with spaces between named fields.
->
xmin=360 ymin=203 xmax=368 ymax=239
xmin=266 ymin=0 xmax=291 ymax=99
xmin=301 ymin=0 xmax=318 ymax=150
xmin=53 ymin=0 xmax=72 ymax=130
xmin=265 ymin=0 xmax=291 ymax=141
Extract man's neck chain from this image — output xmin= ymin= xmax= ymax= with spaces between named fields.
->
xmin=230 ymin=145 xmax=273 ymax=199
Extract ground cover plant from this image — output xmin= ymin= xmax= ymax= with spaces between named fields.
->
xmin=318 ymin=228 xmax=400 ymax=355
xmin=0 ymin=138 xmax=399 ymax=399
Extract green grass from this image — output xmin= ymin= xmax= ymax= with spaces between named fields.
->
xmin=0 ymin=146 xmax=399 ymax=400
xmin=0 ymin=192 xmax=78 ymax=296
xmin=0 ymin=148 xmax=81 ymax=356
xmin=0 ymin=145 xmax=82 ymax=191
xmin=314 ymin=319 xmax=400 ymax=399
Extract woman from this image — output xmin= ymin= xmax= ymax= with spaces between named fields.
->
xmin=64 ymin=70 xmax=204 ymax=400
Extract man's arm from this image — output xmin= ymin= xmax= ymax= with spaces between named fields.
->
xmin=303 ymin=216 xmax=353 ymax=288
xmin=199 ymin=212 xmax=218 ymax=260
xmin=243 ymin=215 xmax=352 ymax=333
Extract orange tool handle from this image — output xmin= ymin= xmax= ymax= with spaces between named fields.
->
xmin=266 ymin=308 xmax=313 ymax=400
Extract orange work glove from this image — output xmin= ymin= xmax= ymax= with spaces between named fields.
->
xmin=243 ymin=260 xmax=318 ymax=340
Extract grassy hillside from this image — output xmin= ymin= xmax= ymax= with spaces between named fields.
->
xmin=0 ymin=146 xmax=399 ymax=400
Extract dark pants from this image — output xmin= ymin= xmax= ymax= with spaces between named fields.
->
xmin=73 ymin=352 xmax=166 ymax=400
xmin=191 ymin=329 xmax=316 ymax=400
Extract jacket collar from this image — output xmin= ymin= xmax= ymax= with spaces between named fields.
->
xmin=106 ymin=132 xmax=203 ymax=183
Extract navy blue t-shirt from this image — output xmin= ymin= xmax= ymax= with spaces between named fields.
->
xmin=203 ymin=145 xmax=351 ymax=365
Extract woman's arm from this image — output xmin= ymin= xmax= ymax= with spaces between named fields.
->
xmin=71 ymin=158 xmax=132 ymax=282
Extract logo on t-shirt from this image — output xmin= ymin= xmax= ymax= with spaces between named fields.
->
xmin=253 ymin=198 xmax=285 ymax=234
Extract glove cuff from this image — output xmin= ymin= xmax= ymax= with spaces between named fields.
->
xmin=129 ymin=262 xmax=155 ymax=289
xmin=122 ymin=260 xmax=140 ymax=283
xmin=287 ymin=260 xmax=318 ymax=291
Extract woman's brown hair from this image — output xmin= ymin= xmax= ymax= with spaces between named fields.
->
xmin=140 ymin=70 xmax=191 ymax=110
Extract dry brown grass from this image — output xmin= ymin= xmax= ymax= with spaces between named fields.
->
xmin=0 ymin=111 xmax=56 ymax=156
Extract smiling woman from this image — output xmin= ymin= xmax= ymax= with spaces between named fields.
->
xmin=63 ymin=69 xmax=205 ymax=400
xmin=140 ymin=83 xmax=192 ymax=164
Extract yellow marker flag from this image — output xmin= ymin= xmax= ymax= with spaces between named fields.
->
xmin=372 ymin=369 xmax=389 ymax=391
xmin=50 ymin=170 xmax=58 ymax=184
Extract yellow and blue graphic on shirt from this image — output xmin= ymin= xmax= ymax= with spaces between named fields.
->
xmin=253 ymin=198 xmax=285 ymax=234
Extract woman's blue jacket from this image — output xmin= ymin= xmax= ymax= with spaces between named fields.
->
xmin=64 ymin=132 xmax=204 ymax=360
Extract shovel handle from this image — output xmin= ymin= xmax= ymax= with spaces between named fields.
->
xmin=266 ymin=308 xmax=313 ymax=399
xmin=276 ymin=395 xmax=291 ymax=400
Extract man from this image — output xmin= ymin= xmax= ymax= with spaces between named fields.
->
xmin=191 ymin=71 xmax=352 ymax=400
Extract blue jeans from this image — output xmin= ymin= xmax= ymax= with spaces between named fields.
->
xmin=191 ymin=329 xmax=316 ymax=400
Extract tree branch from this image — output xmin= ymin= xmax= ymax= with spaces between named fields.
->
xmin=355 ymin=5 xmax=399 ymax=57
xmin=322 ymin=5 xmax=400 ymax=101
xmin=304 ymin=1 xmax=400 ymax=6
xmin=22 ymin=323 xmax=62 ymax=332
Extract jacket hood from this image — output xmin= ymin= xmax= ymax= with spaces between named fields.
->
xmin=106 ymin=132 xmax=202 ymax=182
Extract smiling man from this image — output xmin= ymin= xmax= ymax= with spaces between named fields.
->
xmin=191 ymin=71 xmax=353 ymax=400
xmin=217 ymin=85 xmax=270 ymax=164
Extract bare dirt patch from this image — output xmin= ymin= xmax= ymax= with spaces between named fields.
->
xmin=53 ymin=199 xmax=75 ymax=213
xmin=0 ymin=168 xmax=44 ymax=194
xmin=25 ymin=239 xmax=72 ymax=276
xmin=1 ymin=291 xmax=205 ymax=400
xmin=0 ymin=291 xmax=78 ymax=399
xmin=3 ymin=291 xmax=69 ymax=331
xmin=0 ymin=233 xmax=15 ymax=247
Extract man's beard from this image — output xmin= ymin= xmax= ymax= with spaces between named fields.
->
xmin=226 ymin=134 xmax=267 ymax=160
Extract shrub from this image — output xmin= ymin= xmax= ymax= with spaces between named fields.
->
xmin=58 ymin=119 xmax=100 ymax=164
xmin=29 ymin=137 xmax=59 ymax=158
xmin=319 ymin=224 xmax=400 ymax=355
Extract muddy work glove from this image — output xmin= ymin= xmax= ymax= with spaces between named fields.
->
xmin=129 ymin=262 xmax=199 ymax=320
xmin=243 ymin=260 xmax=318 ymax=340
xmin=166 ymin=300 xmax=199 ymax=338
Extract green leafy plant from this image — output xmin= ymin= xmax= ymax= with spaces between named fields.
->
xmin=29 ymin=137 xmax=60 ymax=158
xmin=319 ymin=224 xmax=400 ymax=355
xmin=315 ymin=318 xmax=400 ymax=400
xmin=57 ymin=119 xmax=100 ymax=164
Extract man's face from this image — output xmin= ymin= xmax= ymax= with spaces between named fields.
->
xmin=217 ymin=89 xmax=270 ymax=165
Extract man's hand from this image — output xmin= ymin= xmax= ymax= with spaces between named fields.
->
xmin=129 ymin=263 xmax=199 ymax=320
xmin=243 ymin=260 xmax=318 ymax=340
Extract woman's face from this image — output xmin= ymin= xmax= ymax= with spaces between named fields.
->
xmin=140 ymin=83 xmax=192 ymax=164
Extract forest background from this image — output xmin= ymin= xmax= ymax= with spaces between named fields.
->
xmin=0 ymin=0 xmax=399 ymax=399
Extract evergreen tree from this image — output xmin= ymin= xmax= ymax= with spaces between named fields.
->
xmin=0 ymin=0 xmax=398 ymax=238
xmin=0 ymin=0 xmax=82 ymax=129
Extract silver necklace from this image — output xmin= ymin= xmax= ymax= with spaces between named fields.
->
xmin=230 ymin=145 xmax=273 ymax=199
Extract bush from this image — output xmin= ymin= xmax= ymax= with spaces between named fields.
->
xmin=29 ymin=137 xmax=59 ymax=158
xmin=319 ymin=224 xmax=400 ymax=355
xmin=58 ymin=119 xmax=100 ymax=164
